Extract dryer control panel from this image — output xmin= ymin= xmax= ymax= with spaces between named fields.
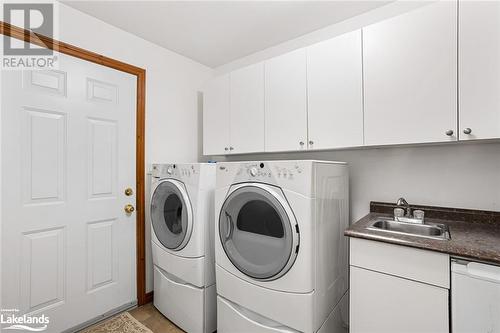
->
xmin=219 ymin=161 xmax=304 ymax=185
xmin=216 ymin=160 xmax=346 ymax=198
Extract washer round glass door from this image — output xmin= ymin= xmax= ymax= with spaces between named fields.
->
xmin=219 ymin=184 xmax=298 ymax=280
xmin=151 ymin=179 xmax=192 ymax=250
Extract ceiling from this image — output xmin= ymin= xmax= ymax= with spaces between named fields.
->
xmin=63 ymin=1 xmax=390 ymax=68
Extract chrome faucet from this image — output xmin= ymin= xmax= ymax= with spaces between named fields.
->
xmin=396 ymin=197 xmax=412 ymax=217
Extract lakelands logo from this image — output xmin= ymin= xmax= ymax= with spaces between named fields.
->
xmin=2 ymin=1 xmax=59 ymax=69
xmin=1 ymin=308 xmax=49 ymax=331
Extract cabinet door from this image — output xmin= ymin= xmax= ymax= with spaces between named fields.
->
xmin=307 ymin=30 xmax=363 ymax=150
xmin=265 ymin=49 xmax=307 ymax=152
xmin=363 ymin=1 xmax=457 ymax=146
xmin=230 ymin=63 xmax=265 ymax=154
xmin=350 ymin=266 xmax=449 ymax=333
xmin=459 ymin=1 xmax=500 ymax=140
xmin=203 ymin=74 xmax=230 ymax=155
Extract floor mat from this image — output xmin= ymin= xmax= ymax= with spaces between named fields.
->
xmin=80 ymin=312 xmax=153 ymax=333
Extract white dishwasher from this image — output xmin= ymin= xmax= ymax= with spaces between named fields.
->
xmin=452 ymin=259 xmax=500 ymax=333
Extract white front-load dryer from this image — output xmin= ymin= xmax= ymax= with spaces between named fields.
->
xmin=151 ymin=163 xmax=216 ymax=333
xmin=215 ymin=160 xmax=349 ymax=333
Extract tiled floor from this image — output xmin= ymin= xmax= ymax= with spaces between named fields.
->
xmin=129 ymin=303 xmax=185 ymax=333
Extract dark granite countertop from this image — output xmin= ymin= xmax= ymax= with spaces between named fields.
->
xmin=345 ymin=202 xmax=500 ymax=265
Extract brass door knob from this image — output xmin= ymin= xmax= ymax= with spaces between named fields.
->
xmin=125 ymin=188 xmax=133 ymax=196
xmin=124 ymin=204 xmax=135 ymax=214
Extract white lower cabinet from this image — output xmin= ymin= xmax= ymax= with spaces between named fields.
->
xmin=349 ymin=238 xmax=449 ymax=333
xmin=350 ymin=266 xmax=449 ymax=333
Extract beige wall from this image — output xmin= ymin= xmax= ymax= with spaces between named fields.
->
xmin=209 ymin=0 xmax=500 ymax=224
xmin=58 ymin=4 xmax=214 ymax=292
xmin=223 ymin=142 xmax=500 ymax=223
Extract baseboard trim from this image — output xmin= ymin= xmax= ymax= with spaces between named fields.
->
xmin=63 ymin=301 xmax=137 ymax=333
xmin=145 ymin=291 xmax=154 ymax=303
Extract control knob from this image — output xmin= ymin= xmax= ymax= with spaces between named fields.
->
xmin=249 ymin=167 xmax=258 ymax=177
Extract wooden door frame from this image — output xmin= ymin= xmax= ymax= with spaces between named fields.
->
xmin=0 ymin=22 xmax=150 ymax=306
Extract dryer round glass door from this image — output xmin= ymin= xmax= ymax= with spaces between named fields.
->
xmin=219 ymin=185 xmax=299 ymax=280
xmin=151 ymin=180 xmax=192 ymax=250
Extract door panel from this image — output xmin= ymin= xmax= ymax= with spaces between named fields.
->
xmin=265 ymin=49 xmax=307 ymax=152
xmin=87 ymin=219 xmax=118 ymax=292
xmin=363 ymin=1 xmax=457 ymax=145
xmin=2 ymin=49 xmax=137 ymax=332
xmin=20 ymin=227 xmax=65 ymax=313
xmin=22 ymin=108 xmax=67 ymax=204
xmin=88 ymin=118 xmax=117 ymax=198
xmin=459 ymin=1 xmax=500 ymax=140
xmin=24 ymin=70 xmax=67 ymax=96
xmin=87 ymin=78 xmax=118 ymax=104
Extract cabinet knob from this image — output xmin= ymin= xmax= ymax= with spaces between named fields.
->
xmin=299 ymin=141 xmax=304 ymax=146
xmin=445 ymin=129 xmax=454 ymax=136
xmin=309 ymin=140 xmax=314 ymax=145
xmin=224 ymin=147 xmax=229 ymax=151
xmin=229 ymin=147 xmax=234 ymax=151
xmin=463 ymin=128 xmax=472 ymax=135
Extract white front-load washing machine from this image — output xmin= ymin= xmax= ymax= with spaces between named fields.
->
xmin=215 ymin=160 xmax=349 ymax=333
xmin=151 ymin=163 xmax=216 ymax=333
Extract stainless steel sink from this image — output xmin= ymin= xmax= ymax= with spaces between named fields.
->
xmin=367 ymin=219 xmax=450 ymax=240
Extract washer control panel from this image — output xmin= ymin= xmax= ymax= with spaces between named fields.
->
xmin=152 ymin=164 xmax=197 ymax=178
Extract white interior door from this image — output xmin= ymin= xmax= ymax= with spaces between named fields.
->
xmin=1 ymin=49 xmax=137 ymax=332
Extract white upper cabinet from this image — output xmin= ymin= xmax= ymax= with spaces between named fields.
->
xmin=307 ymin=30 xmax=363 ymax=150
xmin=203 ymin=74 xmax=230 ymax=155
xmin=265 ymin=49 xmax=307 ymax=152
xmin=459 ymin=1 xmax=500 ymax=141
xmin=363 ymin=1 xmax=457 ymax=146
xmin=230 ymin=62 xmax=265 ymax=154
xmin=201 ymin=0 xmax=500 ymax=155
